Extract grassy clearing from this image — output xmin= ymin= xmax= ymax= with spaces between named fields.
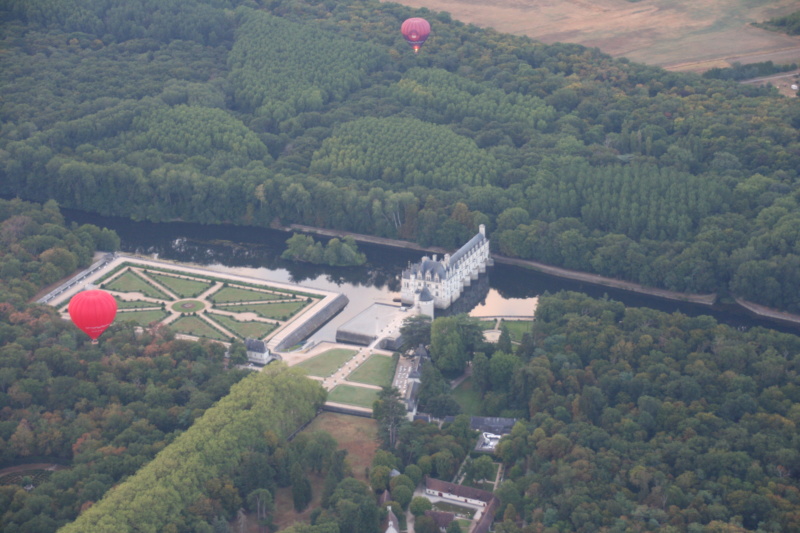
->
xmin=501 ymin=319 xmax=532 ymax=342
xmin=302 ymin=412 xmax=379 ymax=482
xmin=205 ymin=313 xmax=277 ymax=340
xmin=347 ymin=355 xmax=395 ymax=387
xmin=210 ymin=286 xmax=284 ymax=303
xmin=295 ymin=348 xmax=357 ymax=377
xmin=170 ymin=315 xmax=229 ymax=341
xmin=218 ymin=301 xmax=307 ymax=320
xmin=116 ymin=309 xmax=169 ymax=325
xmin=147 ymin=272 xmax=213 ymax=298
xmin=105 ymin=271 xmax=170 ymax=299
xmin=327 ymin=385 xmax=378 ymax=409
xmin=452 ymin=377 xmax=483 ymax=416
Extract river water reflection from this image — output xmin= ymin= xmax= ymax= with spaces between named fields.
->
xmin=62 ymin=210 xmax=798 ymax=340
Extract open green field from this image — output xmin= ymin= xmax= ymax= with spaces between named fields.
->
xmin=347 ymin=355 xmax=395 ymax=387
xmin=170 ymin=316 xmax=229 ymax=341
xmin=116 ymin=309 xmax=169 ymax=326
xmin=295 ymin=348 xmax=357 ymax=377
xmin=105 ymin=271 xmax=170 ymax=299
xmin=327 ymin=385 xmax=378 ymax=409
xmin=206 ymin=313 xmax=277 ymax=340
xmin=452 ymin=377 xmax=483 ymax=416
xmin=147 ymin=272 xmax=213 ymax=298
xmin=210 ymin=286 xmax=284 ymax=303
xmin=502 ymin=320 xmax=532 ymax=343
xmin=217 ymin=301 xmax=307 ymax=320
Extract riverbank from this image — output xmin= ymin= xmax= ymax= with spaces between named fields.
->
xmin=287 ymin=224 xmax=717 ymax=306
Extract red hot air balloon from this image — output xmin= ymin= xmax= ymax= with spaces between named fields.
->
xmin=68 ymin=289 xmax=117 ymax=343
xmin=401 ymin=17 xmax=430 ymax=53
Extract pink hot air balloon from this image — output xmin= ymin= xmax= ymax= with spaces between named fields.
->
xmin=401 ymin=17 xmax=430 ymax=53
xmin=68 ymin=289 xmax=117 ymax=343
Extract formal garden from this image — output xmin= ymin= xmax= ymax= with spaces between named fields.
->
xmin=63 ymin=261 xmax=323 ymax=344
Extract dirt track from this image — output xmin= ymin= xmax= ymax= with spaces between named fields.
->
xmin=387 ymin=0 xmax=800 ymax=71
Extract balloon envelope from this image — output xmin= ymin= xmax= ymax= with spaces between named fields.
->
xmin=69 ymin=290 xmax=117 ymax=341
xmin=401 ymin=18 xmax=430 ymax=53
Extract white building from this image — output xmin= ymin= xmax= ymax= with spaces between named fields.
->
xmin=245 ymin=338 xmax=278 ymax=365
xmin=401 ymin=225 xmax=492 ymax=312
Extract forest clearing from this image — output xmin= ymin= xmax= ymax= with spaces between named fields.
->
xmin=386 ymin=0 xmax=800 ymax=71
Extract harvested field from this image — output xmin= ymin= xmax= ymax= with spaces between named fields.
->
xmin=388 ymin=0 xmax=800 ymax=71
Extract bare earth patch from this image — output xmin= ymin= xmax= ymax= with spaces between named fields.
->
xmin=387 ymin=0 xmax=800 ymax=71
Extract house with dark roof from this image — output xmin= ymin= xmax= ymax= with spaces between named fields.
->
xmin=245 ymin=338 xmax=279 ymax=365
xmin=424 ymin=477 xmax=500 ymax=533
xmin=401 ymin=225 xmax=492 ymax=311
xmin=470 ymin=416 xmax=517 ymax=435
xmin=384 ymin=507 xmax=399 ymax=533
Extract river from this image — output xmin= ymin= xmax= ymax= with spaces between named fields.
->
xmin=62 ymin=209 xmax=800 ymax=338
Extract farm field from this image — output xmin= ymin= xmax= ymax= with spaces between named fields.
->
xmin=388 ymin=0 xmax=800 ymax=72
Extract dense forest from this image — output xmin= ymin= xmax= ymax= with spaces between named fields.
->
xmin=399 ymin=293 xmax=800 ymax=532
xmin=0 ymin=198 xmax=388 ymax=533
xmin=1 ymin=0 xmax=800 ymax=313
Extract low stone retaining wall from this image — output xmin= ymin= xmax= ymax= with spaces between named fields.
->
xmin=274 ymin=293 xmax=349 ymax=352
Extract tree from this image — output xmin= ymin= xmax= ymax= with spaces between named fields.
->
xmin=291 ymin=458 xmax=312 ymax=512
xmin=373 ymin=386 xmax=406 ymax=448
xmin=414 ymin=515 xmax=438 ymax=533
xmin=409 ymin=496 xmax=433 ymax=516
xmin=246 ymin=489 xmax=273 ymax=530
xmin=369 ymin=465 xmax=391 ymax=493
xmin=400 ymin=314 xmax=432 ymax=351
xmin=468 ymin=455 xmax=495 ymax=484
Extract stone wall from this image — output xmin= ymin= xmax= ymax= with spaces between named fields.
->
xmin=274 ymin=294 xmax=349 ymax=351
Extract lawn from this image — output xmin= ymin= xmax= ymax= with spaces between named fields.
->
xmin=218 ymin=301 xmax=308 ymax=320
xmin=116 ymin=309 xmax=169 ymax=326
xmin=347 ymin=355 xmax=395 ymax=387
xmin=455 ymin=518 xmax=472 ymax=533
xmin=431 ymin=501 xmax=475 ymax=519
xmin=327 ymin=385 xmax=378 ymax=409
xmin=210 ymin=286 xmax=284 ymax=303
xmin=295 ymin=348 xmax=357 ymax=377
xmin=501 ymin=319 xmax=532 ymax=343
xmin=452 ymin=377 xmax=483 ymax=416
xmin=105 ymin=271 xmax=170 ymax=299
xmin=115 ymin=297 xmax=160 ymax=309
xmin=205 ymin=312 xmax=277 ymax=340
xmin=147 ymin=272 xmax=213 ymax=298
xmin=170 ymin=315 xmax=229 ymax=341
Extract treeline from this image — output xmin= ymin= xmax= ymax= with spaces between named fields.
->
xmin=60 ymin=364 xmax=326 ymax=533
xmin=703 ymin=61 xmax=799 ymax=81
xmin=2 ymin=0 xmax=800 ymax=312
xmin=754 ymin=11 xmax=800 ymax=36
xmin=0 ymin=198 xmax=119 ymax=305
xmin=461 ymin=292 xmax=800 ymax=531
